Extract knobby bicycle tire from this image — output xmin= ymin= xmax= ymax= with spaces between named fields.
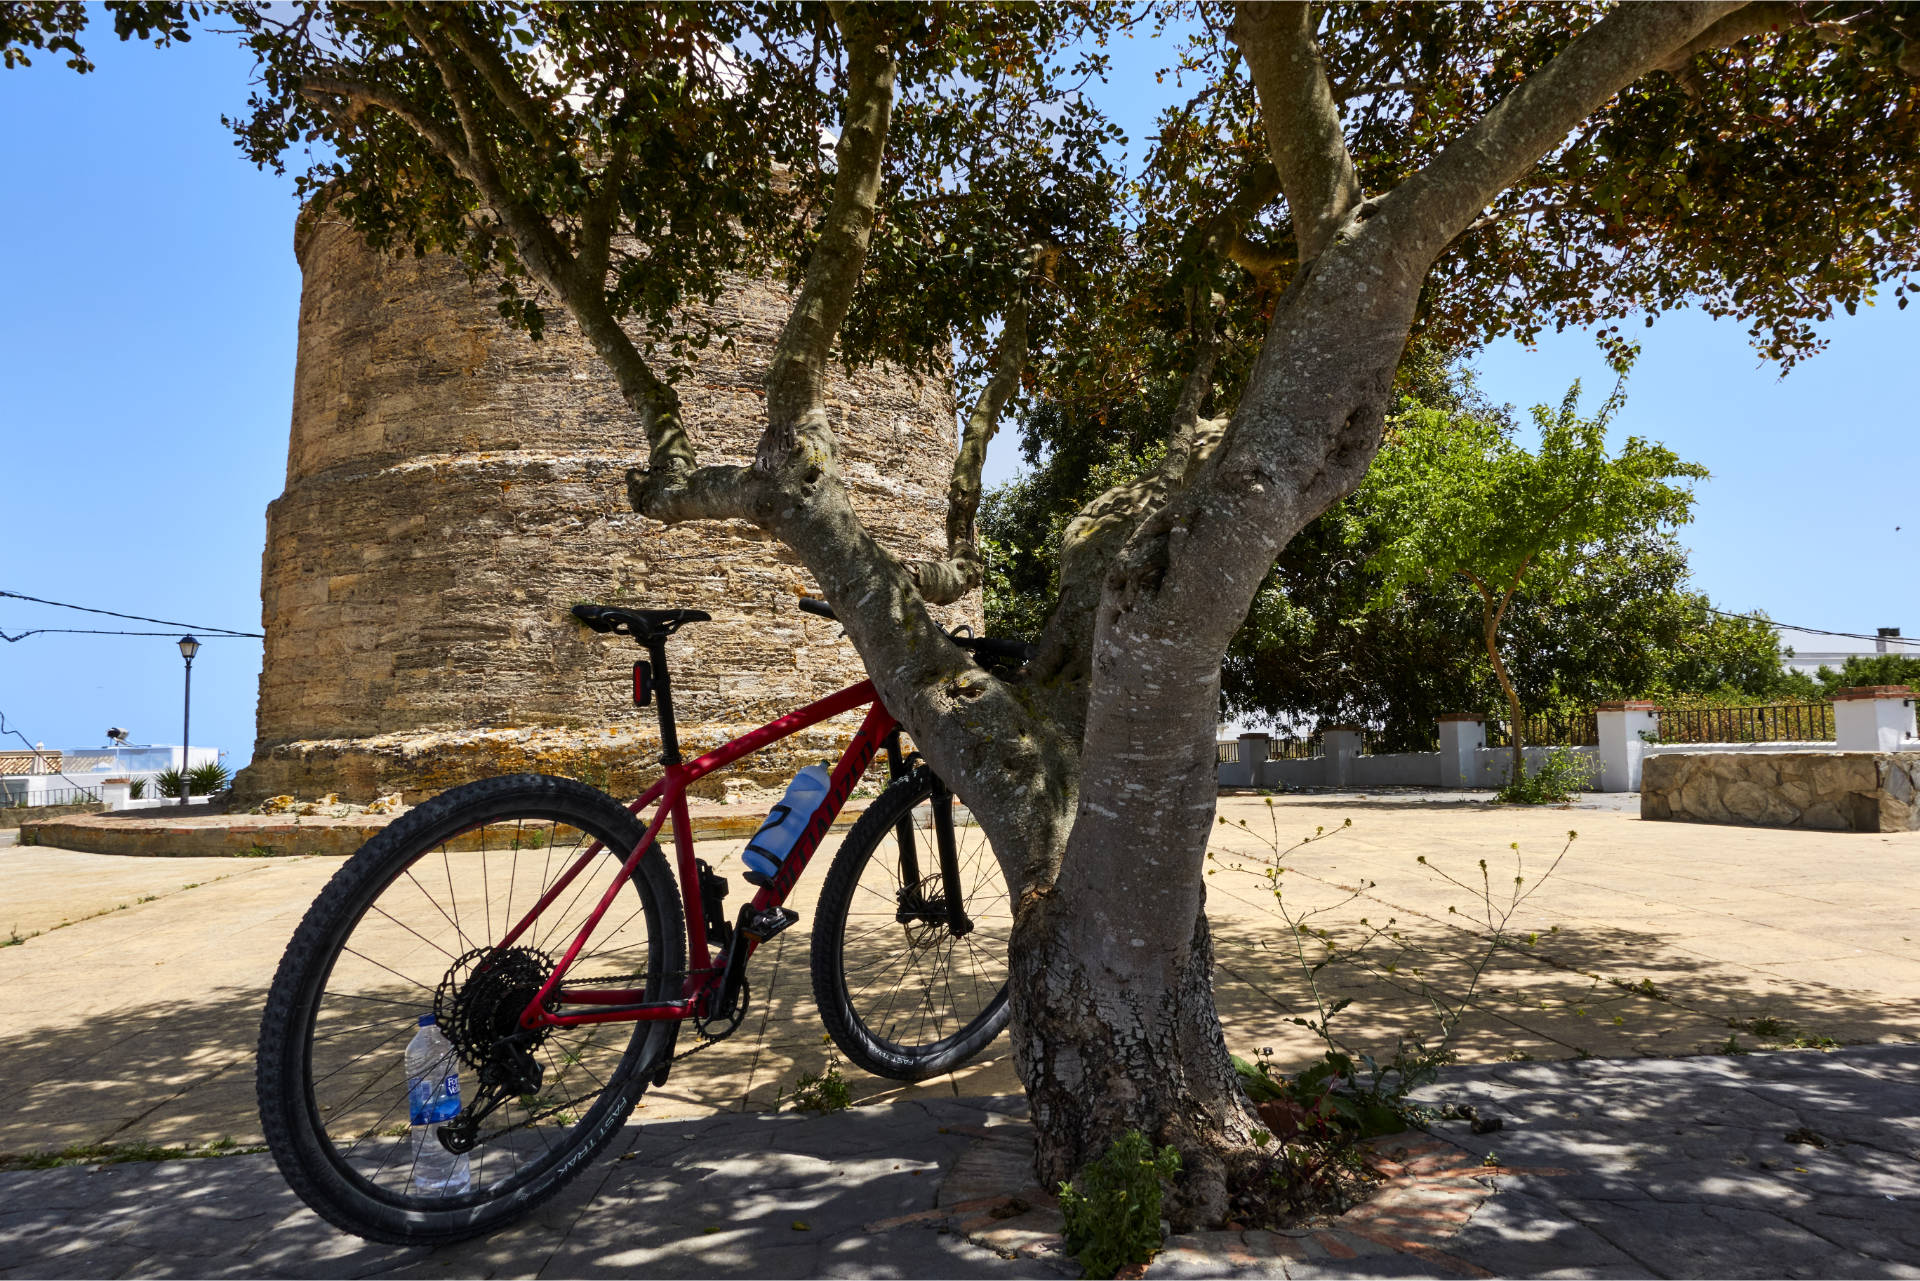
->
xmin=256 ymin=774 xmax=685 ymax=1245
xmin=810 ymin=767 xmax=1012 ymax=1080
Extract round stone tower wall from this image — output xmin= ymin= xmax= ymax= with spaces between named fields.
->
xmin=234 ymin=216 xmax=966 ymax=804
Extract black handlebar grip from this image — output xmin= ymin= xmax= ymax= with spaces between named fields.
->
xmin=798 ymin=596 xmax=838 ymax=621
xmin=965 ymin=636 xmax=1036 ymax=665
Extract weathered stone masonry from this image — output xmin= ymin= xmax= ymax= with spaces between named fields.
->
xmin=233 ymin=216 xmax=968 ymax=803
xmin=1642 ymin=751 xmax=1920 ymax=833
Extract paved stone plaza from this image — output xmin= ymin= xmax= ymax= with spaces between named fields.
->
xmin=1 ymin=791 xmax=1916 ymax=1276
xmin=3 ymin=1050 xmax=1918 ymax=1278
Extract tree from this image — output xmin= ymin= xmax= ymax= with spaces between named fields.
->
xmin=1808 ymin=651 xmax=1920 ymax=693
xmin=1220 ymin=522 xmax=1791 ymax=750
xmin=1358 ymin=379 xmax=1708 ymax=778
xmin=985 ymin=358 xmax=1791 ymax=750
xmin=20 ymin=0 xmax=1920 ymax=1223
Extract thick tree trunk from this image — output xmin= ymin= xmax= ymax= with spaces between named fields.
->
xmin=1002 ymin=214 xmax=1425 ymax=1222
xmin=1013 ymin=896 xmax=1256 ymax=1227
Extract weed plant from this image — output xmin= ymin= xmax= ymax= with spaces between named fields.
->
xmin=1057 ymin=1130 xmax=1180 ymax=1279
xmin=1496 ymin=747 xmax=1592 ymax=805
xmin=0 ymin=1136 xmax=262 ymax=1172
xmin=783 ymin=1041 xmax=853 ymax=1114
xmin=1207 ymin=802 xmax=1575 ymax=1219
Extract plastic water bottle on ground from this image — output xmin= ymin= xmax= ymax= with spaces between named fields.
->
xmin=405 ymin=1014 xmax=470 ymax=1194
xmin=741 ymin=764 xmax=832 ymax=885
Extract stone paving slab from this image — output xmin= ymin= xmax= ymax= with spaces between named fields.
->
xmin=4 ymin=1048 xmax=1917 ymax=1278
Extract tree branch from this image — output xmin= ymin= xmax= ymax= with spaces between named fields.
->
xmin=1229 ymin=2 xmax=1360 ymax=263
xmin=438 ymin=8 xmax=564 ymax=152
xmin=761 ymin=2 xmax=898 ymax=454
xmin=911 ymin=290 xmax=1031 ymax=607
xmin=1379 ymin=2 xmax=1746 ymax=263
xmin=1159 ymin=302 xmax=1221 ymax=488
xmin=1655 ymin=2 xmax=1800 ymax=74
xmin=302 ymin=52 xmax=698 ymax=502
xmin=298 ymin=74 xmax=477 ymax=184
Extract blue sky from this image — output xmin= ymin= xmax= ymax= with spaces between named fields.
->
xmin=0 ymin=22 xmax=1912 ymax=765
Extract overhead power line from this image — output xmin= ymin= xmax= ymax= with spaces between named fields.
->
xmin=0 ymin=589 xmax=263 ymax=643
xmin=0 ymin=708 xmax=100 ymax=794
xmin=1 ymin=628 xmax=242 ymax=643
xmin=1706 ymin=607 xmax=1916 ymax=648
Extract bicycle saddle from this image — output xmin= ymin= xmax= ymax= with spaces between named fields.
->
xmin=571 ymin=603 xmax=712 ymax=641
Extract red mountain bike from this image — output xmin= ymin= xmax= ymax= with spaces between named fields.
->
xmin=255 ymin=597 xmax=1027 ymax=1244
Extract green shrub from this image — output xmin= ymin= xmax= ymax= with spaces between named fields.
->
xmin=157 ymin=763 xmax=232 ymax=798
xmin=1058 ymin=1130 xmax=1181 ymax=1279
xmin=1496 ymin=747 xmax=1589 ymax=805
xmin=128 ymin=779 xmax=146 ymax=799
xmin=784 ymin=1061 xmax=851 ymax=1114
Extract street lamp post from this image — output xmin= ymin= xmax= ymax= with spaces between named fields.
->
xmin=177 ymin=635 xmax=199 ymax=807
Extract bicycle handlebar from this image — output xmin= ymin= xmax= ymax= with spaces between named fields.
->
xmin=795 ymin=596 xmax=1033 ymax=668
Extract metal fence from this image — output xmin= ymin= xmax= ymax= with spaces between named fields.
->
xmin=0 ymin=784 xmax=103 ymax=809
xmin=1654 ymin=702 xmax=1835 ymax=744
xmin=1216 ymin=735 xmax=1326 ymax=762
xmin=1486 ymin=712 xmax=1599 ymax=748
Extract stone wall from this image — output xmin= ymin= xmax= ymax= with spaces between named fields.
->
xmin=234 ymin=216 xmax=970 ymax=804
xmin=1641 ymin=751 xmax=1920 ymax=833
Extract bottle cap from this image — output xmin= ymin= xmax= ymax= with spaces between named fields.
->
xmin=418 ymin=1013 xmax=436 ymax=1026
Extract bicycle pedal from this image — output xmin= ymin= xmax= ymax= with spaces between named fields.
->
xmin=742 ymin=906 xmax=799 ymax=941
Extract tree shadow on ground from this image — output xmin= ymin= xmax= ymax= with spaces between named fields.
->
xmin=1208 ymin=902 xmax=1920 ymax=1077
xmin=0 ymin=1098 xmax=1046 ymax=1280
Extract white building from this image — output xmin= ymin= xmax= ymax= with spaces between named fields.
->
xmin=0 ymin=743 xmax=221 ymax=807
xmin=1777 ymin=625 xmax=1916 ymax=678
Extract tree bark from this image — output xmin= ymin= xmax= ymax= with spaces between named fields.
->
xmin=1482 ymin=596 xmax=1526 ymax=784
xmin=1002 ymin=0 xmax=1741 ymax=1219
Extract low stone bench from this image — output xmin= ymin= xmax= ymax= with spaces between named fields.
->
xmin=1642 ymin=751 xmax=1919 ymax=833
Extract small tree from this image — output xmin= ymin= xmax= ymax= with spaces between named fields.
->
xmin=1359 ymin=381 xmax=1706 ymax=782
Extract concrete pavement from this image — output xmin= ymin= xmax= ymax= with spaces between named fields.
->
xmin=3 ymin=1047 xmax=1917 ymax=1278
xmin=3 ymin=792 xmax=1918 ymax=1157
xmin=3 ymin=788 xmax=1919 ymax=1276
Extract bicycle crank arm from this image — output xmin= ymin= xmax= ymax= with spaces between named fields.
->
xmin=706 ymin=905 xmax=798 ymax=1031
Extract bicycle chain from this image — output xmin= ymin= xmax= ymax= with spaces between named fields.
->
xmin=444 ymin=969 xmax=746 ymax=1151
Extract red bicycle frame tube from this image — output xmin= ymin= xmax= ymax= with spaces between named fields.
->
xmin=512 ymin=679 xmax=898 ymax=1030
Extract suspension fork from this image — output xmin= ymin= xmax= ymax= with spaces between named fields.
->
xmin=884 ymin=732 xmax=970 ymax=936
xmin=885 ymin=732 xmax=925 ymax=889
xmin=927 ymin=774 xmax=973 ymax=938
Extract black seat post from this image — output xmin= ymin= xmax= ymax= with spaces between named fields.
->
xmin=646 ymin=637 xmax=683 ymax=766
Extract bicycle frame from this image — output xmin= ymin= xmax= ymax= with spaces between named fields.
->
xmin=502 ymin=678 xmax=898 ymax=1031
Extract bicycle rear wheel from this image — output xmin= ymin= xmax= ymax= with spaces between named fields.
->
xmin=256 ymin=774 xmax=684 ymax=1245
xmin=810 ymin=767 xmax=1012 ymax=1080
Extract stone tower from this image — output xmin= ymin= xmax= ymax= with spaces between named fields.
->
xmin=233 ymin=215 xmax=963 ymax=804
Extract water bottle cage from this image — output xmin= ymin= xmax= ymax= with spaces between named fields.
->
xmin=696 ymin=858 xmax=731 ymax=948
xmin=741 ymin=805 xmax=793 ymax=887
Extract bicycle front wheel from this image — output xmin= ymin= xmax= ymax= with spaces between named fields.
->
xmin=256 ymin=774 xmax=685 ymax=1245
xmin=810 ymin=767 xmax=1012 ymax=1080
